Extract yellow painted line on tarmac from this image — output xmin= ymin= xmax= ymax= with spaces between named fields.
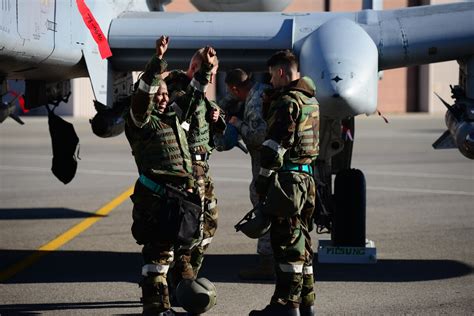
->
xmin=0 ymin=186 xmax=134 ymax=283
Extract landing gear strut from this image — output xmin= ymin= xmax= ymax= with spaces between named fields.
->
xmin=315 ymin=117 xmax=376 ymax=263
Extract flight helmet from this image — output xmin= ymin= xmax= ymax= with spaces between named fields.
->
xmin=234 ymin=205 xmax=271 ymax=239
xmin=176 ymin=277 xmax=217 ymax=314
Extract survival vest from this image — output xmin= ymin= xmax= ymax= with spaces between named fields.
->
xmin=285 ymin=90 xmax=320 ymax=164
xmin=125 ymin=110 xmax=192 ymax=181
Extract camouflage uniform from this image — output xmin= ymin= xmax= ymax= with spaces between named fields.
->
xmin=165 ymin=68 xmax=226 ymax=276
xmin=231 ymin=82 xmax=273 ymax=256
xmin=125 ymin=55 xmax=208 ymax=314
xmin=258 ymin=76 xmax=319 ymax=308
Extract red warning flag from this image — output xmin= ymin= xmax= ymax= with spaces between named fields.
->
xmin=76 ymin=0 xmax=112 ymax=59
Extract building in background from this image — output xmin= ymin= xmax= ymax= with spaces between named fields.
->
xmin=64 ymin=0 xmax=461 ymax=118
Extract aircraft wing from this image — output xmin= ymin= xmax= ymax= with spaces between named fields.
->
xmin=107 ymin=2 xmax=474 ymax=122
xmin=108 ymin=3 xmax=474 ymax=72
xmin=1 ymin=2 xmax=473 ymax=157
xmin=361 ymin=2 xmax=474 ymax=70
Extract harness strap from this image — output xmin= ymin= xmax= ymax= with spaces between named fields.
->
xmin=139 ymin=174 xmax=166 ymax=196
xmin=280 ymin=162 xmax=313 ymax=175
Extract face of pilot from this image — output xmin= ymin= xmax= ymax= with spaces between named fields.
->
xmin=226 ymin=84 xmax=246 ymax=101
xmin=268 ymin=66 xmax=286 ymax=89
xmin=154 ymin=84 xmax=169 ymax=114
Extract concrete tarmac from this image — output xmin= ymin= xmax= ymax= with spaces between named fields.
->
xmin=0 ymin=114 xmax=473 ymax=315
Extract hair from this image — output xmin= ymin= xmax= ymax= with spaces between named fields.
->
xmin=225 ymin=68 xmax=249 ymax=88
xmin=266 ymin=50 xmax=298 ymax=71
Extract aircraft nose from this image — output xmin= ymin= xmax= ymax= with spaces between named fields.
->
xmin=299 ymin=17 xmax=379 ymax=119
xmin=325 ymin=71 xmax=365 ymax=113
xmin=329 ymin=74 xmax=350 ymax=98
xmin=330 ymin=75 xmax=343 ymax=98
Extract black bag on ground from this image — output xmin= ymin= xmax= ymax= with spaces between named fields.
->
xmin=47 ymin=107 xmax=79 ymax=184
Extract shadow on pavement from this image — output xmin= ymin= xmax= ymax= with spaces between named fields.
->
xmin=1 ymin=250 xmax=472 ymax=284
xmin=202 ymin=254 xmax=473 ymax=283
xmin=0 ymin=208 xmax=105 ymax=220
xmin=0 ymin=301 xmax=140 ymax=315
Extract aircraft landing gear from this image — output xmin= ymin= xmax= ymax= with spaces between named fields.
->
xmin=315 ymin=116 xmax=376 ymax=263
xmin=318 ymin=168 xmax=376 ymax=264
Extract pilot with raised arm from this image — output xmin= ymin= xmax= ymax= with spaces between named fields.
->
xmin=165 ymin=46 xmax=226 ymax=279
xmin=250 ymin=50 xmax=320 ymax=316
xmin=224 ymin=69 xmax=275 ymax=280
xmin=125 ymin=36 xmax=216 ymax=316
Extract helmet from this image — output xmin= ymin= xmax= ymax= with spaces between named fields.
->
xmin=90 ymin=100 xmax=126 ymax=138
xmin=214 ymin=124 xmax=239 ymax=151
xmin=176 ymin=277 xmax=217 ymax=314
xmin=234 ymin=206 xmax=271 ymax=239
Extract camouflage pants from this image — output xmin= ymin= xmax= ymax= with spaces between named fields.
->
xmin=190 ymin=160 xmax=218 ymax=276
xmin=269 ymin=172 xmax=316 ymax=307
xmin=249 ymin=149 xmax=273 ymax=256
xmin=130 ymin=180 xmax=195 ymax=313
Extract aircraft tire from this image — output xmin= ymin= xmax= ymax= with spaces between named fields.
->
xmin=332 ymin=168 xmax=366 ymax=247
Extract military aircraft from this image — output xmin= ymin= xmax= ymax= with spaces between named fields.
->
xmin=1 ymin=0 xmax=473 ymax=248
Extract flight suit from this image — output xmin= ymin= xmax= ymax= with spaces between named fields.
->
xmin=255 ymin=76 xmax=320 ymax=311
xmin=230 ymin=82 xmax=273 ymax=258
xmin=166 ymin=68 xmax=226 ymax=276
xmin=125 ymin=54 xmax=208 ymax=314
xmin=232 ymin=82 xmax=270 ymax=207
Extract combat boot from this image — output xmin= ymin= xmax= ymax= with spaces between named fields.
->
xmin=238 ymin=254 xmax=275 ymax=280
xmin=300 ymin=305 xmax=315 ymax=316
xmin=140 ymin=275 xmax=172 ymax=315
xmin=249 ymin=304 xmax=301 ymax=316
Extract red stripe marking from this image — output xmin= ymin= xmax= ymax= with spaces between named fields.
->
xmin=76 ymin=0 xmax=112 ymax=59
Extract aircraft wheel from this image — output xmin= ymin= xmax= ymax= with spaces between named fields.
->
xmin=332 ymin=168 xmax=366 ymax=246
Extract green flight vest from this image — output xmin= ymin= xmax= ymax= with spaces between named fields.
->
xmin=125 ymin=110 xmax=192 ymax=180
xmin=286 ymin=91 xmax=320 ymax=164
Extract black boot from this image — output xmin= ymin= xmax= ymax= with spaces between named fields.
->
xmin=300 ymin=305 xmax=315 ymax=316
xmin=249 ymin=304 xmax=301 ymax=316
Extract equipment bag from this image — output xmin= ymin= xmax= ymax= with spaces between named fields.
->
xmin=131 ymin=179 xmax=202 ymax=245
xmin=47 ymin=106 xmax=80 ymax=184
xmin=165 ymin=184 xmax=203 ymax=245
